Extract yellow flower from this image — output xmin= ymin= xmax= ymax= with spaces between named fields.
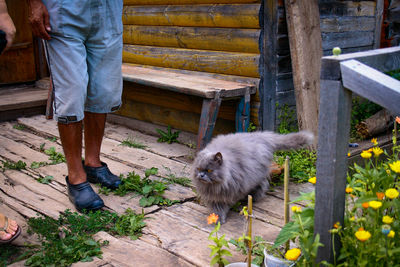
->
xmin=376 ymin=192 xmax=385 ymax=200
xmin=372 ymin=147 xmax=383 ymax=157
xmin=207 ymin=213 xmax=219 ymax=224
xmin=371 ymin=138 xmax=378 ymax=145
xmin=385 ymin=188 xmax=399 ymax=199
xmin=387 ymin=169 xmax=391 ymax=175
xmin=382 ymin=215 xmax=394 ymax=224
xmin=389 ymin=161 xmax=400 ymax=173
xmin=388 ymin=230 xmax=395 ymax=238
xmin=361 ymin=151 xmax=372 ymax=159
xmin=350 ymin=216 xmax=355 ymax=221
xmin=333 ymin=222 xmax=340 ymax=229
xmin=347 ymin=152 xmax=351 ymax=157
xmin=285 ymin=248 xmax=301 ymax=261
xmin=345 ymin=187 xmax=353 ymax=193
xmin=291 ymin=206 xmax=302 ymax=213
xmin=308 ymin=177 xmax=316 ymax=184
xmin=355 ymin=230 xmax=371 ymax=242
xmin=368 ymin=201 xmax=382 ymax=209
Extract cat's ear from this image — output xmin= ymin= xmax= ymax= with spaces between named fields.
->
xmin=214 ymin=152 xmax=223 ymax=164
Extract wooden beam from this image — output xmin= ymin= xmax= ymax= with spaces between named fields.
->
xmin=123 ymin=26 xmax=261 ymax=53
xmin=315 ymin=79 xmax=352 ymax=263
xmin=284 ymin=0 xmax=322 ymax=144
xmin=340 ymin=59 xmax=400 ymax=114
xmin=374 ymin=0 xmax=384 ymax=49
xmin=123 ymin=45 xmax=260 ymax=78
xmin=124 ymin=0 xmax=261 ymax=4
xmin=123 ymin=4 xmax=261 ymax=29
xmin=261 ymin=0 xmax=278 ymax=130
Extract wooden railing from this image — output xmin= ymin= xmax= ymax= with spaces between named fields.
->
xmin=315 ymin=46 xmax=400 ymax=262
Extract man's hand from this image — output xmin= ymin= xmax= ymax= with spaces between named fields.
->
xmin=28 ymin=0 xmax=51 ymax=40
xmin=0 ymin=0 xmax=16 ymax=53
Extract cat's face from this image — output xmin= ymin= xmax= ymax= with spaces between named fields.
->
xmin=193 ymin=152 xmax=223 ymax=184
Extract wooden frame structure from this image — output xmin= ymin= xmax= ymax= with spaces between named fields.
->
xmin=315 ymin=46 xmax=400 ymax=262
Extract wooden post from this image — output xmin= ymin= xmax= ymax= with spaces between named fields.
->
xmin=283 ymin=156 xmax=290 ymax=252
xmin=284 ymin=0 xmax=322 ymax=145
xmin=261 ymin=0 xmax=278 ymax=131
xmin=315 ymin=59 xmax=352 ymax=263
xmin=247 ymin=195 xmax=253 ymax=267
xmin=197 ymin=93 xmax=222 ymax=151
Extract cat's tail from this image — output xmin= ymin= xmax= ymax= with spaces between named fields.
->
xmin=269 ymin=130 xmax=314 ymax=151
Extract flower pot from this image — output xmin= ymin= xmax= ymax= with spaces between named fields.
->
xmin=226 ymin=263 xmax=259 ymax=267
xmin=263 ymin=248 xmax=294 ymax=267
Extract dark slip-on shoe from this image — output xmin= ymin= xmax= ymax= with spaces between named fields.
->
xmin=66 ymin=177 xmax=104 ymax=212
xmin=83 ymin=161 xmax=122 ymax=189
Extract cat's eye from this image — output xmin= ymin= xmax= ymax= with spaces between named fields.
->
xmin=207 ymin=169 xmax=213 ymax=173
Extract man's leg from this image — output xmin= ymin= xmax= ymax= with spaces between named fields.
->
xmin=58 ymin=121 xmax=86 ymax=184
xmin=83 ymin=112 xmax=121 ymax=189
xmin=83 ymin=111 xmax=106 ymax=168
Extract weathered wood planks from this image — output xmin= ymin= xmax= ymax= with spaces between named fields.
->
xmin=124 ymin=0 xmax=261 ymax=4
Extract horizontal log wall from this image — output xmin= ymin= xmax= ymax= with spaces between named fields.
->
xmin=120 ymin=1 xmax=263 ymax=133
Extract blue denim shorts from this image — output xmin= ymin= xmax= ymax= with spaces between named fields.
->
xmin=43 ymin=0 xmax=123 ymax=124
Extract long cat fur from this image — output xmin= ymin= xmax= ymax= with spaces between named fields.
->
xmin=192 ymin=130 xmax=313 ymax=223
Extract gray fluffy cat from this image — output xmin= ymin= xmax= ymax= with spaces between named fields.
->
xmin=192 ymin=130 xmax=313 ymax=223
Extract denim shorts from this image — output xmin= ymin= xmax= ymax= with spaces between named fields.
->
xmin=43 ymin=0 xmax=123 ymax=124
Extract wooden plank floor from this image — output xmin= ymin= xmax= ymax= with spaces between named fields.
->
xmin=1 ymin=115 xmax=314 ymax=267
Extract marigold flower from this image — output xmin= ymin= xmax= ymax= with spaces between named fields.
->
xmin=285 ymin=248 xmax=301 ymax=261
xmin=376 ymin=192 xmax=385 ymax=200
xmin=396 ymin=116 xmax=400 ymax=124
xmin=358 ymin=227 xmax=365 ymax=231
xmin=368 ymin=200 xmax=382 ymax=209
xmin=388 ymin=230 xmax=395 ymax=238
xmin=362 ymin=202 xmax=369 ymax=209
xmin=350 ymin=216 xmax=355 ymax=221
xmin=345 ymin=187 xmax=353 ymax=193
xmin=291 ymin=206 xmax=302 ymax=213
xmin=355 ymin=230 xmax=371 ymax=242
xmin=207 ymin=213 xmax=219 ymax=224
xmin=347 ymin=152 xmax=351 ymax=157
xmin=385 ymin=188 xmax=399 ymax=199
xmin=333 ymin=222 xmax=340 ymax=229
xmin=389 ymin=161 xmax=400 ymax=173
xmin=308 ymin=177 xmax=316 ymax=184
xmin=372 ymin=147 xmax=383 ymax=157
xmin=382 ymin=215 xmax=394 ymax=224
xmin=371 ymin=138 xmax=378 ymax=145
xmin=361 ymin=151 xmax=372 ymax=159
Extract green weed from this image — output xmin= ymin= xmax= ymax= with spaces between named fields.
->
xmin=30 ymin=161 xmax=47 ymax=169
xmin=1 ymin=160 xmax=27 ymax=171
xmin=156 ymin=126 xmax=180 ymax=144
xmin=276 ymin=103 xmax=297 ymax=134
xmin=36 ymin=175 xmax=54 ymax=184
xmin=387 ymin=69 xmax=400 ymax=81
xmin=161 ymin=166 xmax=191 ymax=187
xmin=24 ymin=209 xmax=146 ymax=266
xmin=120 ymin=138 xmax=147 ymax=149
xmin=273 ymin=149 xmax=316 ymax=183
xmin=247 ymin=122 xmax=257 ymax=132
xmin=13 ymin=124 xmax=25 ymax=130
xmin=44 ymin=147 xmax=66 ymax=164
xmin=102 ymin=168 xmax=179 ymax=207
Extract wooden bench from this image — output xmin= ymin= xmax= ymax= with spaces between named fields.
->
xmin=122 ymin=63 xmax=256 ymax=150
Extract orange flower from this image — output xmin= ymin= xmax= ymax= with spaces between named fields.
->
xmin=376 ymin=192 xmax=385 ymax=200
xmin=358 ymin=227 xmax=365 ymax=231
xmin=207 ymin=213 xmax=219 ymax=224
xmin=346 ymin=187 xmax=353 ymax=193
xmin=396 ymin=116 xmax=400 ymax=124
xmin=333 ymin=222 xmax=340 ymax=229
xmin=362 ymin=202 xmax=369 ymax=209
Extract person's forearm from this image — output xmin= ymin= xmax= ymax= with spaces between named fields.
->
xmin=0 ymin=0 xmax=16 ymax=52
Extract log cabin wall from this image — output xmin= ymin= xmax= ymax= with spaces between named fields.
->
xmin=117 ymin=0 xmax=383 ymax=135
xmin=117 ymin=0 xmax=263 ymax=135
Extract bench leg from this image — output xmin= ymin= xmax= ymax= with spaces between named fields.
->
xmin=235 ymin=91 xmax=250 ymax=132
xmin=197 ymin=96 xmax=222 ymax=151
